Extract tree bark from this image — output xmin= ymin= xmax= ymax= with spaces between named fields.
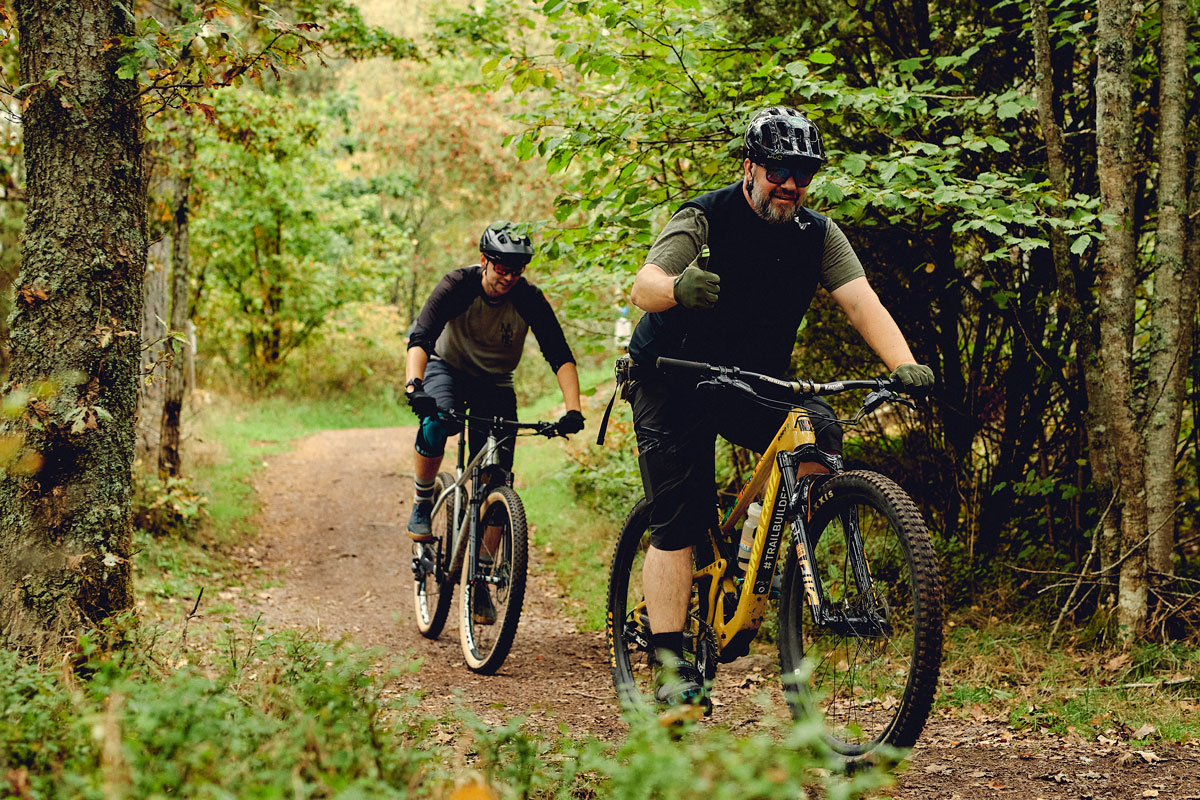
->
xmin=1095 ymin=0 xmax=1148 ymax=640
xmin=159 ymin=166 xmax=192 ymax=478
xmin=0 ymin=0 xmax=144 ymax=650
xmin=137 ymin=238 xmax=169 ymax=465
xmin=1144 ymin=0 xmax=1192 ymax=578
xmin=1031 ymin=0 xmax=1121 ymax=597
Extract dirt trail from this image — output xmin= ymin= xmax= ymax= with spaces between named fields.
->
xmin=244 ymin=427 xmax=1200 ymax=798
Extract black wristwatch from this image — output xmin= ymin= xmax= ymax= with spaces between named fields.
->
xmin=406 ymin=377 xmax=423 ymax=393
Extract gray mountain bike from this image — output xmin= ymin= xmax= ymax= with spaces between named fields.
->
xmin=410 ymin=412 xmax=563 ymax=674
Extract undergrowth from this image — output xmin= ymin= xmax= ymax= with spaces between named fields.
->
xmin=0 ymin=387 xmax=897 ymax=798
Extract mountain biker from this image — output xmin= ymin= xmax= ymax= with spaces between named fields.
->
xmin=405 ymin=222 xmax=585 ymax=618
xmin=626 ymin=106 xmax=935 ymax=714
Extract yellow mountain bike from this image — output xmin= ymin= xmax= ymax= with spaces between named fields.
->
xmin=606 ymin=357 xmax=944 ymax=757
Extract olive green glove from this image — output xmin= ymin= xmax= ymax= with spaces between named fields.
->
xmin=672 ymin=265 xmax=721 ymax=310
xmin=889 ymin=363 xmax=935 ymax=390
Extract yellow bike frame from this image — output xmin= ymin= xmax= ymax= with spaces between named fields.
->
xmin=697 ymin=407 xmax=822 ymax=654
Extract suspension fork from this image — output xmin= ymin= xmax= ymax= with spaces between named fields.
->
xmin=464 ymin=458 xmax=486 ymax=593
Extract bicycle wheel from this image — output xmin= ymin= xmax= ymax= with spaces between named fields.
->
xmin=460 ymin=485 xmax=528 ymax=674
xmin=606 ymin=499 xmax=717 ymax=714
xmin=412 ymin=472 xmax=458 ymax=639
xmin=777 ymin=470 xmax=943 ymax=755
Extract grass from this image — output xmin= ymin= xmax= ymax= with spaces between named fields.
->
xmin=935 ymin=614 xmax=1200 ymax=743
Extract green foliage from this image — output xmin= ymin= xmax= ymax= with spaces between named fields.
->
xmin=937 ymin=616 xmax=1200 ymax=743
xmin=113 ymin=1 xmax=415 ymax=117
xmin=0 ymin=628 xmax=440 ymax=796
xmin=569 ymin=709 xmax=894 ymax=800
xmin=132 ymin=471 xmax=209 ymax=538
xmin=0 ymin=625 xmax=896 ymax=798
xmin=191 ymin=87 xmax=404 ymax=385
xmin=433 ymin=0 xmax=1099 ymax=302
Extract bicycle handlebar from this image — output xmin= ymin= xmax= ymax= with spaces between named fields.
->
xmin=445 ymin=410 xmax=564 ymax=438
xmin=654 ymin=357 xmax=904 ymax=396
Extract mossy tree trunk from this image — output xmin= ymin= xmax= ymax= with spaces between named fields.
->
xmin=0 ymin=0 xmax=145 ymax=650
xmin=1144 ymin=0 xmax=1195 ymax=581
xmin=1095 ymin=0 xmax=1147 ymax=640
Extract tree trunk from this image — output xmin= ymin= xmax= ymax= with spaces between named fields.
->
xmin=0 ymin=0 xmax=144 ymax=651
xmin=1095 ymin=0 xmax=1148 ymax=640
xmin=137 ymin=238 xmax=169 ymax=465
xmin=159 ymin=167 xmax=192 ymax=478
xmin=1144 ymin=0 xmax=1192 ymax=579
xmin=1032 ymin=0 xmax=1120 ymax=600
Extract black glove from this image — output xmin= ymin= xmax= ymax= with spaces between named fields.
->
xmin=672 ymin=265 xmax=721 ymax=309
xmin=555 ymin=409 xmax=585 ymax=436
xmin=405 ymin=378 xmax=439 ymax=418
xmin=889 ymin=363 xmax=935 ymax=391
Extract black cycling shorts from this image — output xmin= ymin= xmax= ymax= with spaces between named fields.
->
xmin=629 ymin=374 xmax=842 ymax=552
xmin=421 ymin=357 xmax=519 ymax=472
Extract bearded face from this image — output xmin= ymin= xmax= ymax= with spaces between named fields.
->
xmin=744 ymin=163 xmax=807 ymax=225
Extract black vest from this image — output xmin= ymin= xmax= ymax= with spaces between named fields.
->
xmin=630 ymin=181 xmax=828 ymax=376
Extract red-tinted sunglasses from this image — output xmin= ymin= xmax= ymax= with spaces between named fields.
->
xmin=761 ymin=163 xmax=815 ymax=187
xmin=488 ymin=259 xmax=526 ymax=277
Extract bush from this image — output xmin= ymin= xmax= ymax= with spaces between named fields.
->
xmin=132 ymin=470 xmax=208 ymax=538
xmin=0 ymin=627 xmax=442 ymax=797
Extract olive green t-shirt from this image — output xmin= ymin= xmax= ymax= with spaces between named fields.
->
xmin=645 ymin=206 xmax=865 ymax=291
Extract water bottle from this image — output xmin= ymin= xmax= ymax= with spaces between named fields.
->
xmin=737 ymin=501 xmax=762 ymax=574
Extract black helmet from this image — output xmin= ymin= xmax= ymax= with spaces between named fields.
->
xmin=744 ymin=106 xmax=825 ymax=170
xmin=479 ymin=221 xmax=534 ymax=268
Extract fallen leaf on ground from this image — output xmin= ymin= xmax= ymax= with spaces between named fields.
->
xmin=1105 ymin=653 xmax=1131 ymax=671
xmin=1131 ymin=723 xmax=1156 ymax=740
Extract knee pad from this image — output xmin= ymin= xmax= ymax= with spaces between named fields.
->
xmin=415 ymin=415 xmax=448 ymax=458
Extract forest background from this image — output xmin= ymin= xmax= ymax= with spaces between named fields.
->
xmin=0 ymin=0 xmax=1197 ymax=794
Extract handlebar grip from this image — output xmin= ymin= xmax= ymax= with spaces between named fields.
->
xmin=655 ymin=356 xmax=713 ymax=375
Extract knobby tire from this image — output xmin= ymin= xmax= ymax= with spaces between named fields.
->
xmin=777 ymin=470 xmax=943 ymax=755
xmin=460 ymin=485 xmax=528 ymax=674
xmin=413 ymin=472 xmax=458 ymax=639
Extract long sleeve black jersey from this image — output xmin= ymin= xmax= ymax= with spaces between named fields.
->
xmin=408 ymin=265 xmax=575 ymax=378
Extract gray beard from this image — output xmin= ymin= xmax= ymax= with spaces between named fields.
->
xmin=747 ymin=174 xmax=799 ymax=225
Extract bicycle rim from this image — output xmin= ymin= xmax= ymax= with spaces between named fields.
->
xmin=778 ymin=470 xmax=943 ymax=755
xmin=460 ymin=485 xmax=528 ymax=674
xmin=412 ymin=472 xmax=457 ymax=639
xmin=606 ymin=500 xmax=658 ymax=712
xmin=606 ymin=500 xmax=716 ymax=715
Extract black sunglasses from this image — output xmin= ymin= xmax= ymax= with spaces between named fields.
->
xmin=759 ymin=163 xmax=815 ymax=187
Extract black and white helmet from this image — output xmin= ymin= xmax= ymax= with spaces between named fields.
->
xmin=744 ymin=106 xmax=825 ymax=170
xmin=479 ymin=221 xmax=534 ymax=268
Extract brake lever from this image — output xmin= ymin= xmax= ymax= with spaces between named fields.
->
xmin=861 ymin=388 xmax=915 ymax=418
xmin=697 ymin=374 xmax=755 ymax=395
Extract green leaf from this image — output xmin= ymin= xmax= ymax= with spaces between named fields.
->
xmin=809 ymin=51 xmax=835 ymax=65
xmin=996 ymin=101 xmax=1022 ymax=119
xmin=841 ymin=153 xmax=868 ymax=176
xmin=1070 ymin=233 xmax=1091 ymax=254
